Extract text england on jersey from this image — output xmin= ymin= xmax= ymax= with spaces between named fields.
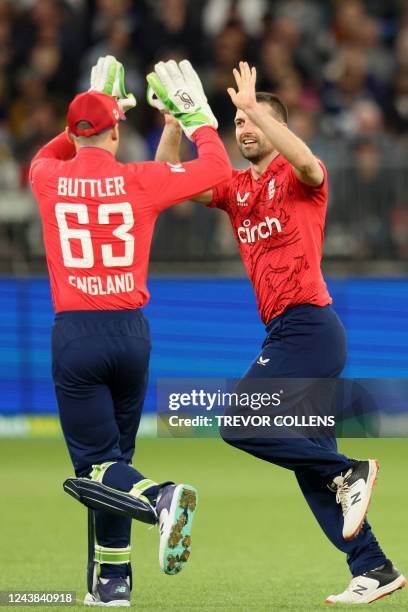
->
xmin=68 ymin=273 xmax=134 ymax=295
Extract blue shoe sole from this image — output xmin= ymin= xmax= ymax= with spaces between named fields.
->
xmin=162 ymin=485 xmax=197 ymax=575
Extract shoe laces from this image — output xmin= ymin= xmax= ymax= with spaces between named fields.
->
xmin=333 ymin=469 xmax=353 ymax=516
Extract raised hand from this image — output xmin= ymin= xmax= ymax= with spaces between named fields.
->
xmin=227 ymin=61 xmax=257 ymax=112
xmin=89 ymin=55 xmax=136 ymax=113
xmin=146 ymin=59 xmax=218 ymax=140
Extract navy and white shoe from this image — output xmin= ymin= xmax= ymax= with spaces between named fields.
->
xmin=325 ymin=560 xmax=406 ymax=604
xmin=330 ymin=460 xmax=379 ymax=540
xmin=84 ymin=576 xmax=130 ymax=607
xmin=156 ymin=484 xmax=198 ymax=575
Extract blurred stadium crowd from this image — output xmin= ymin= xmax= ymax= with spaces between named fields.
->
xmin=1 ymin=0 xmax=408 ymax=273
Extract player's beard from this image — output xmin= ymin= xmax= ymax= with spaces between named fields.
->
xmin=238 ymin=140 xmax=274 ymax=165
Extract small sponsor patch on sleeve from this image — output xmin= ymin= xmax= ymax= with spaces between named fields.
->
xmin=166 ymin=162 xmax=186 ymax=173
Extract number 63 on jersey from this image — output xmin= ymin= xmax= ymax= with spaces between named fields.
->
xmin=55 ymin=202 xmax=135 ymax=268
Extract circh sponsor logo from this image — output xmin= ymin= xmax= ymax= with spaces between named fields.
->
xmin=237 ymin=216 xmax=282 ymax=244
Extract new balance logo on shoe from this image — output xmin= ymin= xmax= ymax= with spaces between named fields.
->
xmin=351 ymin=491 xmax=362 ymax=506
xmin=352 ymin=584 xmax=368 ymax=596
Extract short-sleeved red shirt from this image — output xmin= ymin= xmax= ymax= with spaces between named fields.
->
xmin=209 ymin=154 xmax=332 ymax=323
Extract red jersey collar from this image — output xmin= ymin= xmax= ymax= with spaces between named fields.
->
xmin=248 ymin=153 xmax=283 ymax=182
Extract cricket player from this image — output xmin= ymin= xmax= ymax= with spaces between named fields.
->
xmin=29 ymin=56 xmax=231 ymax=607
xmin=152 ymin=61 xmax=406 ymax=605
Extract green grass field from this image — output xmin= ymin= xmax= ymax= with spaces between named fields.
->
xmin=1 ymin=437 xmax=407 ymax=611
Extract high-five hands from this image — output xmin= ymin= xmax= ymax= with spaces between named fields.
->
xmin=89 ymin=56 xmax=219 ymax=139
xmin=227 ymin=61 xmax=257 ymax=112
xmin=146 ymin=59 xmax=218 ymax=140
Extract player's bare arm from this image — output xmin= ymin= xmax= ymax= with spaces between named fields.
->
xmin=155 ymin=114 xmax=213 ymax=204
xmin=228 ymin=61 xmax=324 ymax=186
xmin=155 ymin=113 xmax=183 ymax=164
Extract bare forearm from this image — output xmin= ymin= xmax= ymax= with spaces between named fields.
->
xmin=154 ymin=118 xmax=214 ymax=203
xmin=246 ymin=105 xmax=323 ymax=184
xmin=155 ymin=122 xmax=182 ymax=163
xmin=247 ymin=106 xmax=314 ymax=169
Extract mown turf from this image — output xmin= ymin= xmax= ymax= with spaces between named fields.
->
xmin=0 ymin=437 xmax=407 ymax=610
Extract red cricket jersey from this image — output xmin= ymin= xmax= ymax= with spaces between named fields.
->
xmin=30 ymin=127 xmax=231 ymax=312
xmin=209 ymin=154 xmax=332 ymax=323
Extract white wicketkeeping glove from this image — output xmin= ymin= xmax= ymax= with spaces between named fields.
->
xmin=146 ymin=59 xmax=218 ymax=139
xmin=89 ymin=55 xmax=136 ymax=113
xmin=178 ymin=59 xmax=218 ymax=129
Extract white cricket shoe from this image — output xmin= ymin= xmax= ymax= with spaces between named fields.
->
xmin=330 ymin=460 xmax=379 ymax=540
xmin=325 ymin=561 xmax=406 ymax=604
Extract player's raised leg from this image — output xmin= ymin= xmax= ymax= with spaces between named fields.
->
xmin=221 ymin=305 xmax=386 ymax=566
xmin=110 ymin=335 xmax=198 ymax=576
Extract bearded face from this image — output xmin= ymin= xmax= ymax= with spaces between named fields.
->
xmin=234 ymin=103 xmax=278 ymax=164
